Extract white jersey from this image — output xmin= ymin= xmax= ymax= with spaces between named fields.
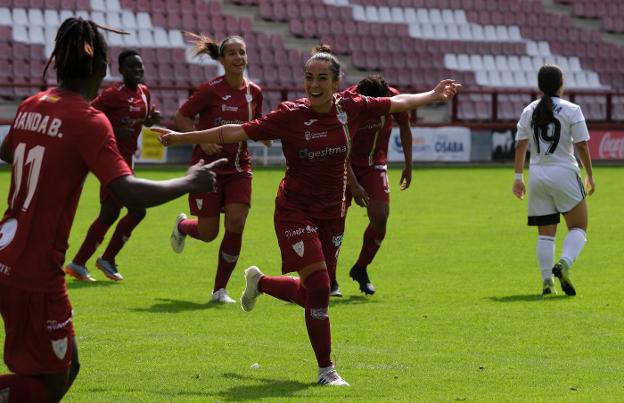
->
xmin=516 ymin=97 xmax=590 ymax=172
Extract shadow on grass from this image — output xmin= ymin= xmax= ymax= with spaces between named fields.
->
xmin=66 ymin=280 xmax=117 ymax=289
xmin=330 ymin=295 xmax=376 ymax=305
xmin=129 ymin=298 xmax=225 ymax=313
xmin=211 ymin=372 xmax=311 ymax=401
xmin=488 ymin=294 xmax=571 ymax=303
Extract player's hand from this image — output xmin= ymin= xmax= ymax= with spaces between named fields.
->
xmin=432 ymin=79 xmax=461 ymax=102
xmin=512 ymin=179 xmax=526 ymax=200
xmin=155 ymin=127 xmax=181 ymax=146
xmin=147 ymin=110 xmax=162 ymax=126
xmin=351 ymin=183 xmax=370 ymax=207
xmin=400 ymin=167 xmax=412 ymax=191
xmin=584 ymin=175 xmax=595 ymax=196
xmin=186 ymin=158 xmax=228 ymax=193
xmin=260 ymin=139 xmax=273 ymax=148
xmin=200 ymin=143 xmax=223 ymax=155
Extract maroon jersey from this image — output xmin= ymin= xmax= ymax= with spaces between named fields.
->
xmin=243 ymin=94 xmax=391 ymax=219
xmin=91 ymin=82 xmax=153 ymax=158
xmin=0 ymin=88 xmax=132 ymax=292
xmin=344 ymin=85 xmax=409 ymax=167
xmin=179 ymin=76 xmax=262 ymax=175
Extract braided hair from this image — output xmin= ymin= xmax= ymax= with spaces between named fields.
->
xmin=531 ymin=65 xmax=563 ymax=132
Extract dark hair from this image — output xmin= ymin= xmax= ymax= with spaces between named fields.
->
xmin=531 ymin=65 xmax=563 ymax=131
xmin=118 ymin=49 xmax=140 ymax=68
xmin=357 ymin=75 xmax=390 ymax=97
xmin=184 ymin=32 xmax=245 ymax=60
xmin=43 ymin=17 xmax=110 ymax=83
xmin=305 ymin=44 xmax=341 ymax=81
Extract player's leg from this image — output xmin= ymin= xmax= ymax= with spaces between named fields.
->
xmin=537 ymin=224 xmax=557 ymax=295
xmin=320 ymin=217 xmax=345 ymax=298
xmin=65 ymin=194 xmax=120 ymax=281
xmin=170 ymin=190 xmax=221 ymax=253
xmin=96 ymin=206 xmax=146 ymax=281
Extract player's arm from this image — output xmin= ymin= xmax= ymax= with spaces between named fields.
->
xmin=398 ymin=119 xmax=412 ymax=190
xmin=107 ymin=158 xmax=226 ymax=208
xmin=173 ymin=110 xmax=222 ymax=155
xmin=512 ymin=139 xmax=529 ymax=199
xmin=156 ymin=125 xmax=248 ymax=146
xmin=574 ymin=140 xmax=595 ymax=195
xmin=0 ymin=136 xmax=11 ymax=163
xmin=388 ymin=80 xmax=460 ymax=114
xmin=348 ymin=164 xmax=369 ymax=207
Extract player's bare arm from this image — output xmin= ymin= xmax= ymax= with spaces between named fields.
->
xmin=156 ymin=125 xmax=248 ymax=146
xmin=574 ymin=140 xmax=595 ymax=195
xmin=388 ymin=79 xmax=460 ymax=114
xmin=513 ymin=139 xmax=529 ymax=199
xmin=174 ymin=110 xmax=222 ymax=154
xmin=398 ymin=119 xmax=413 ymax=190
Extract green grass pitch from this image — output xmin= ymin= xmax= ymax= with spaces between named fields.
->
xmin=1 ymin=166 xmax=623 ymax=402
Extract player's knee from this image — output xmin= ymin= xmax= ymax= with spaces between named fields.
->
xmin=370 ymin=215 xmax=388 ymax=231
xmin=198 ymin=227 xmax=219 ymax=242
xmin=225 ymin=214 xmax=247 ymax=234
xmin=69 ymin=356 xmax=81 ymax=383
xmin=303 ymin=270 xmax=330 ymax=319
xmin=128 ymin=208 xmax=146 ymax=222
xmin=99 ymin=208 xmax=120 ymax=225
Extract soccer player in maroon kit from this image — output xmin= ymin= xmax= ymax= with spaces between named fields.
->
xmin=157 ymin=45 xmax=459 ymax=386
xmin=170 ymin=33 xmax=265 ymax=304
xmin=0 ymin=18 xmax=221 ymax=402
xmin=64 ymin=49 xmax=161 ymax=282
xmin=331 ymin=75 xmax=413 ymax=297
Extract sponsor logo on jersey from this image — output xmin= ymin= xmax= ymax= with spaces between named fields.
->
xmin=304 ymin=130 xmax=328 ymax=141
xmin=332 ymin=234 xmax=343 ymax=247
xmin=222 ymin=105 xmax=239 ymax=112
xmin=285 ymin=225 xmax=318 ymax=238
xmin=222 ymin=95 xmax=232 ymax=101
xmin=304 ymin=118 xmax=318 ymax=126
xmin=298 ymin=146 xmax=347 ymax=160
xmin=0 ymin=262 xmax=11 ymax=276
xmin=292 ymin=241 xmax=305 ymax=257
xmin=51 ymin=337 xmax=68 ymax=360
xmin=361 ymin=121 xmax=384 ymax=131
xmin=195 ymin=199 xmax=204 ymax=210
xmin=13 ymin=112 xmax=63 ymax=138
xmin=129 ymin=105 xmax=142 ymax=112
xmin=214 ymin=117 xmax=245 ymax=126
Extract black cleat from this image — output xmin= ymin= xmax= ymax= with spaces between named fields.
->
xmin=349 ymin=265 xmax=376 ymax=295
xmin=330 ymin=280 xmax=343 ymax=297
xmin=552 ymin=263 xmax=576 ymax=296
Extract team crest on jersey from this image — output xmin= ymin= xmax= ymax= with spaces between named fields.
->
xmin=51 ymin=337 xmax=68 ymax=360
xmin=292 ymin=241 xmax=304 ymax=257
xmin=337 ymin=110 xmax=348 ymax=125
xmin=195 ymin=199 xmax=204 ymax=210
xmin=39 ymin=94 xmax=60 ymax=103
xmin=245 ymin=93 xmax=253 ymax=103
xmin=332 ymin=235 xmax=343 ymax=247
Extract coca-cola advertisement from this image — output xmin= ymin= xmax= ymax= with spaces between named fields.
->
xmin=588 ymin=131 xmax=624 ymax=160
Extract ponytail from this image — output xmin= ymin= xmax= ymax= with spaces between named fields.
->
xmin=531 ymin=65 xmax=563 ymax=131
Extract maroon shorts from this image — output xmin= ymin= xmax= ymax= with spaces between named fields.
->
xmin=0 ymin=283 xmax=75 ymax=374
xmin=100 ymin=153 xmax=134 ymax=206
xmin=189 ymin=172 xmax=252 ymax=217
xmin=348 ymin=164 xmax=390 ymax=205
xmin=274 ymin=206 xmax=346 ymax=274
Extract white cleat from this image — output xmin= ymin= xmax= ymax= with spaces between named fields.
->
xmin=170 ymin=213 xmax=187 ymax=254
xmin=317 ymin=365 xmax=350 ymax=386
xmin=212 ymin=288 xmax=236 ymax=304
xmin=240 ymin=266 xmax=263 ymax=312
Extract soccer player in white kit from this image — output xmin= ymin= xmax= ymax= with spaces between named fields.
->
xmin=513 ymin=65 xmax=595 ymax=296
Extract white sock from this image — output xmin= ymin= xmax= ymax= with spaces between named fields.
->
xmin=537 ymin=235 xmax=555 ymax=280
xmin=560 ymin=228 xmax=587 ymax=269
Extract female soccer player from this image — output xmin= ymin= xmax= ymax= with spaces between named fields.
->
xmin=513 ymin=64 xmax=595 ymax=296
xmin=0 ymin=17 xmax=222 ymax=402
xmin=330 ymin=75 xmax=413 ymax=297
xmin=157 ymin=45 xmax=459 ymax=386
xmin=65 ymin=49 xmax=161 ymax=282
xmin=170 ymin=33 xmax=265 ymax=304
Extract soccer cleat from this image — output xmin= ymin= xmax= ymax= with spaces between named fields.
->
xmin=64 ymin=262 xmax=96 ymax=282
xmin=170 ymin=213 xmax=187 ymax=254
xmin=212 ymin=288 xmax=236 ymax=304
xmin=240 ymin=266 xmax=263 ymax=312
xmin=330 ymin=280 xmax=343 ymax=297
xmin=349 ymin=265 xmax=376 ymax=295
xmin=95 ymin=257 xmax=123 ymax=281
xmin=317 ymin=365 xmax=350 ymax=386
xmin=552 ymin=262 xmax=576 ymax=296
xmin=542 ymin=278 xmax=557 ymax=295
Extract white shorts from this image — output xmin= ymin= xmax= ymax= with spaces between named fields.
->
xmin=527 ymin=164 xmax=586 ymax=226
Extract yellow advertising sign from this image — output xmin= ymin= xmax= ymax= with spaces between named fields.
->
xmin=137 ymin=127 xmax=167 ymax=163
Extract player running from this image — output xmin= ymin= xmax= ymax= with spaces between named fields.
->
xmin=513 ymin=64 xmax=595 ymax=296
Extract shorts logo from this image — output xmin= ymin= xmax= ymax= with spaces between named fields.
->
xmin=292 ymin=241 xmax=304 ymax=257
xmin=195 ymin=199 xmax=204 ymax=210
xmin=51 ymin=337 xmax=68 ymax=360
xmin=332 ymin=235 xmax=343 ymax=247
xmin=285 ymin=225 xmax=317 ymax=238
xmin=304 ymin=119 xmax=318 ymax=126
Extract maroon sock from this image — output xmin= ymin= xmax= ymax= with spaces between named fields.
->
xmin=102 ymin=214 xmax=143 ymax=261
xmin=303 ymin=270 xmax=332 ymax=368
xmin=258 ymin=275 xmax=306 ymax=307
xmin=213 ymin=231 xmax=242 ymax=291
xmin=178 ymin=218 xmax=201 ymax=240
xmin=0 ymin=374 xmax=48 ymax=402
xmin=356 ymin=225 xmax=386 ymax=268
xmin=72 ymin=217 xmax=111 ymax=266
